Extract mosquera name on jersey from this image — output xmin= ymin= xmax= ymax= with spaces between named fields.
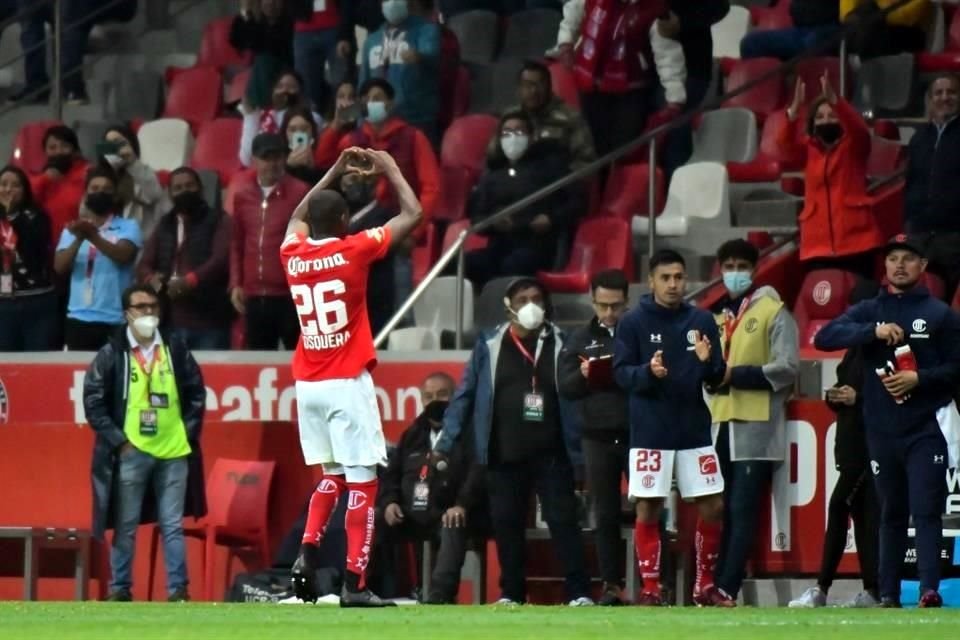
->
xmin=280 ymin=226 xmax=393 ymax=382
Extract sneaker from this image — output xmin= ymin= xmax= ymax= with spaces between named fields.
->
xmin=694 ymin=586 xmax=736 ymax=608
xmin=167 ymin=587 xmax=189 ymax=602
xmin=878 ymin=596 xmax=902 ymax=608
xmin=290 ymin=545 xmax=319 ymax=603
xmin=7 ymin=87 xmax=49 ymax=104
xmin=842 ymin=591 xmax=878 ymax=608
xmin=568 ymin=596 xmax=595 ymax=607
xmin=919 ymin=590 xmax=943 ymax=608
xmin=636 ymin=591 xmax=663 ymax=606
xmin=339 ymin=584 xmax=396 ymax=608
xmin=104 ymin=589 xmax=132 ymax=602
xmin=788 ymin=586 xmax=827 ymax=608
xmin=598 ymin=583 xmax=625 ymax=606
xmin=493 ymin=597 xmax=520 ymax=606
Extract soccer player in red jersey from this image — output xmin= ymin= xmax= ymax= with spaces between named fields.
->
xmin=281 ymin=147 xmax=423 ymax=607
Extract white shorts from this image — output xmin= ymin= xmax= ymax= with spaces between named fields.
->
xmin=295 ymin=371 xmax=387 ymax=468
xmin=627 ymin=446 xmax=724 ymax=500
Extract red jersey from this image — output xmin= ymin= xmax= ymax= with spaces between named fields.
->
xmin=281 ymin=226 xmax=392 ymax=381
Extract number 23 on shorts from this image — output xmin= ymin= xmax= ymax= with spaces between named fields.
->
xmin=634 ymin=449 xmax=662 ymax=472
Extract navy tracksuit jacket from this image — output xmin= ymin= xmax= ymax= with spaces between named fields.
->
xmin=815 ymin=285 xmax=960 ymax=597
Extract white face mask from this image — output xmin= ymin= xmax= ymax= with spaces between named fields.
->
xmin=501 ymin=134 xmax=529 ymax=162
xmin=132 ymin=315 xmax=159 ymax=339
xmin=513 ymin=302 xmax=545 ymax=331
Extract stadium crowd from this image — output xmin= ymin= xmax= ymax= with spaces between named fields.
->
xmin=2 ymin=0 xmax=960 ymax=609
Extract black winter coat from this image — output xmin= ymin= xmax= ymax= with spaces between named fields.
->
xmin=558 ymin=317 xmax=629 ymax=439
xmin=83 ymin=331 xmax=207 ymax=539
xmin=904 ymin=117 xmax=960 ymax=233
xmin=827 ymin=345 xmax=869 ymax=474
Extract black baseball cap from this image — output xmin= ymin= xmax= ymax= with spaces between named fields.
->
xmin=251 ymin=132 xmax=288 ymax=158
xmin=884 ymin=233 xmax=924 ymax=258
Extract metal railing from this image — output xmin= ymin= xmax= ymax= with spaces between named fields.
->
xmin=0 ymin=0 xmax=209 ymax=121
xmin=372 ymin=0 xmax=917 ymax=349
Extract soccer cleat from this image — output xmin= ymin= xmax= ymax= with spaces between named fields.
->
xmin=878 ymin=596 xmax=902 ymax=608
xmin=167 ymin=587 xmax=190 ymax=602
xmin=493 ymin=597 xmax=520 ymax=606
xmin=598 ymin=583 xmax=625 ymax=606
xmin=290 ymin=546 xmax=319 ymax=603
xmin=918 ymin=590 xmax=943 ymax=608
xmin=104 ymin=589 xmax=132 ymax=602
xmin=636 ymin=591 xmax=664 ymax=607
xmin=842 ymin=591 xmax=878 ymax=608
xmin=339 ymin=584 xmax=396 ymax=608
xmin=789 ymin=586 xmax=827 ymax=608
xmin=568 ymin=596 xmax=595 ymax=607
xmin=694 ymin=586 xmax=736 ymax=608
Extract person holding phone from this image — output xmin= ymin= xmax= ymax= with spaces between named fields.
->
xmin=558 ymin=269 xmax=631 ymax=605
xmin=282 ymin=106 xmax=324 ymax=184
xmin=238 ymin=70 xmax=325 ymax=167
xmin=101 ymin=126 xmax=169 ymax=238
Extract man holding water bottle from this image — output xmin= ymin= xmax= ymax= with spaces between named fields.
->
xmin=815 ymin=234 xmax=960 ymax=608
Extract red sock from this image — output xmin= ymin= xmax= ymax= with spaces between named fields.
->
xmin=694 ymin=518 xmax=722 ymax=596
xmin=344 ymin=479 xmax=378 ymax=589
xmin=301 ymin=474 xmax=347 ymax=545
xmin=634 ymin=521 xmax=661 ymax=595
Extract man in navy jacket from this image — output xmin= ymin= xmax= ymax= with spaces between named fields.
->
xmin=614 ymin=250 xmax=729 ymax=606
xmin=815 ymin=235 xmax=960 ymax=608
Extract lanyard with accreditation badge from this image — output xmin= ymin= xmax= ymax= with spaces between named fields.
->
xmin=510 ymin=326 xmax=546 ymax=423
xmin=722 ymin=293 xmax=753 ymax=362
xmin=132 ymin=344 xmax=170 ymax=437
xmin=0 ymin=220 xmax=16 ymax=295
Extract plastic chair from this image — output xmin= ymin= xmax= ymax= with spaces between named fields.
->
xmin=632 ymin=162 xmax=731 ymax=237
xmin=712 ymin=5 xmax=751 ymax=59
xmin=475 ymin=275 xmax=524 ymax=332
xmin=441 ymin=114 xmax=499 ymax=173
xmin=437 ymin=165 xmax=479 ymax=222
xmin=73 ymin=120 xmax=109 ymax=161
xmin=854 ymin=54 xmax=916 ymax=116
xmin=387 ymin=327 xmax=441 ymax=351
xmin=197 ymin=17 xmax=252 ymax=71
xmin=225 ymin=68 xmax=252 ymax=106
xmin=502 ymin=9 xmax=562 ymax=59
xmin=727 ymin=108 xmax=807 ymax=183
xmin=689 ymin=107 xmax=759 ymax=164
xmin=162 ymin=66 xmax=224 ymax=132
xmin=538 ymin=218 xmax=634 ymax=293
xmin=442 ymin=219 xmax=488 ymax=254
xmin=794 ymin=270 xmax=859 ymax=347
xmin=866 ymin=135 xmax=904 ymax=181
xmin=446 ymin=10 xmax=499 ymax=64
xmin=138 ymin=118 xmax=195 ymax=172
xmin=597 ymin=163 xmax=664 ymax=220
xmin=413 ymin=275 xmax=475 ymax=334
xmin=721 ymin=57 xmax=786 ymax=123
xmin=108 ymin=69 xmax=163 ymax=122
xmin=548 ymin=61 xmax=580 ymax=109
xmin=750 ymin=0 xmax=791 ymax=30
xmin=190 ymin=117 xmax=244 ymax=185
xmin=147 ymin=458 xmax=275 ymax=601
xmin=11 ymin=120 xmax=61 ymax=175
xmin=918 ymin=8 xmax=960 ymax=71
xmin=795 ymin=57 xmax=852 ymax=99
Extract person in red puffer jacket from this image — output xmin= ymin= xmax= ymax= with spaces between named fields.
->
xmin=778 ymin=73 xmax=884 ymax=279
xmin=230 ymin=133 xmax=310 ymax=350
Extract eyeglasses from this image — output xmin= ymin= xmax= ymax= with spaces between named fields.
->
xmin=128 ymin=303 xmax=159 ymax=312
xmin=592 ymin=301 xmax=626 ymax=312
xmin=500 ymin=129 xmax=527 ymax=138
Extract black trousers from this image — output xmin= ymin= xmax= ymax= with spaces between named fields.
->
xmin=582 ymin=435 xmax=629 ymax=585
xmin=486 ymin=452 xmax=590 ymax=603
xmin=580 ymin=88 xmax=652 ymax=158
xmin=64 ymin=318 xmax=120 ymax=351
xmin=245 ymin=295 xmax=300 ymax=350
xmin=817 ymin=467 xmax=880 ymax=594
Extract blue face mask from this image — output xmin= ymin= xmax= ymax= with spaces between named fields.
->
xmin=382 ymin=0 xmax=408 ymax=24
xmin=366 ymin=101 xmax=388 ymax=124
xmin=722 ymin=271 xmax=753 ymax=297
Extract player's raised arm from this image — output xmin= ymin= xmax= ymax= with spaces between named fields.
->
xmin=364 ymin=149 xmax=424 ymax=248
xmin=287 ymin=147 xmax=359 ymax=236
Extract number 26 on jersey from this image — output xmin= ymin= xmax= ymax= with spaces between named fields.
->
xmin=291 ymin=281 xmax=350 ymax=350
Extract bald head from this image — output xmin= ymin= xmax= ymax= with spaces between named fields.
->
xmin=307 ymin=189 xmax=350 ymax=239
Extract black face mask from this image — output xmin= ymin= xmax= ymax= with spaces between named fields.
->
xmin=343 ymin=181 xmax=375 ymax=211
xmin=423 ymin=400 xmax=449 ymax=425
xmin=274 ymin=92 xmax=299 ymax=109
xmin=814 ymin=122 xmax=843 ymax=145
xmin=85 ymin=192 xmax=115 ymax=216
xmin=173 ymin=191 xmax=206 ymax=218
xmin=46 ymin=153 xmax=74 ymax=174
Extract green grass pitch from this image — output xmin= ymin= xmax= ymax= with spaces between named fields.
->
xmin=0 ymin=603 xmax=958 ymax=640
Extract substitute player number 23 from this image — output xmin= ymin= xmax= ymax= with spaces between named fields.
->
xmin=290 ymin=281 xmax=348 ymax=335
xmin=635 ymin=449 xmax=662 ymax=473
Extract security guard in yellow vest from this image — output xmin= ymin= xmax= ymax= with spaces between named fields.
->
xmin=706 ymin=239 xmax=799 ymax=602
xmin=84 ymin=284 xmax=207 ymax=603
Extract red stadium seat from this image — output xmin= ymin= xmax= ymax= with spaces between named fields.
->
xmin=794 ymin=269 xmax=859 ymax=348
xmin=437 ymin=165 xmax=479 ymax=222
xmin=921 ymin=272 xmax=946 ymax=301
xmin=952 ymin=285 xmax=960 ymax=311
xmin=225 ymin=68 xmax=252 ymax=106
xmin=190 ymin=117 xmax=244 ymax=185
xmin=750 ymin=0 xmax=791 ymax=29
xmin=147 ymin=458 xmax=275 ymax=601
xmin=441 ymin=114 xmax=499 ymax=173
xmin=549 ymin=61 xmax=580 ymax=109
xmin=197 ymin=17 xmax=251 ymax=71
xmin=866 ymin=136 xmax=904 ymax=180
xmin=443 ymin=218 xmax=488 ymax=253
xmin=873 ymin=119 xmax=900 ymax=141
xmin=597 ymin=163 xmax=664 ymax=220
xmin=721 ymin=58 xmax=786 ymax=123
xmin=11 ymin=119 xmax=61 ymax=175
xmin=163 ymin=66 xmax=224 ymax=132
xmin=538 ymin=218 xmax=634 ymax=292
xmin=412 ymin=222 xmax=441 ymax=285
xmin=728 ymin=109 xmax=807 ymax=182
xmin=917 ymin=9 xmax=960 ymax=72
xmin=795 ymin=57 xmax=852 ymax=99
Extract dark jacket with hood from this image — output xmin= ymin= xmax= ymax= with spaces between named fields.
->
xmin=904 ymin=116 xmax=960 ymax=233
xmin=83 ymin=329 xmax=207 ymax=539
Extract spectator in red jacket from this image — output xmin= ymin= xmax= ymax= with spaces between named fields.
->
xmin=315 ymin=78 xmax=440 ymax=238
xmin=778 ymin=73 xmax=884 ymax=277
xmin=30 ymin=124 xmax=90 ymax=249
xmin=230 ymin=133 xmax=310 ymax=350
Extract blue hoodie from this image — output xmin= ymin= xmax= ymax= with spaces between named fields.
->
xmin=614 ymin=294 xmax=726 ymax=450
xmin=360 ymin=15 xmax=440 ymax=133
xmin=814 ymin=285 xmax=960 ymax=436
